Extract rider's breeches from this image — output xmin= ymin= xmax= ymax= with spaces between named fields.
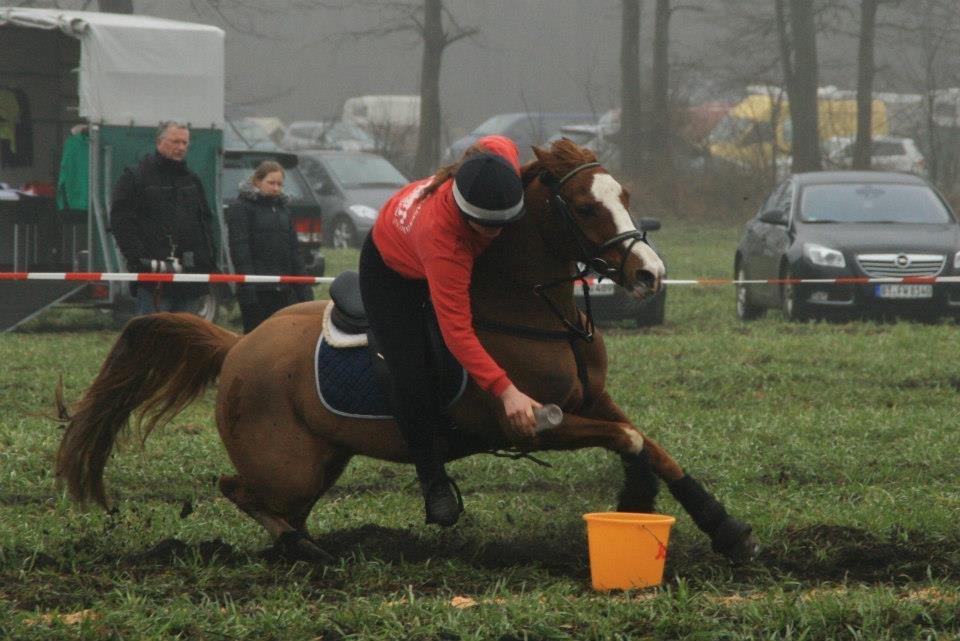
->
xmin=358 ymin=235 xmax=445 ymax=469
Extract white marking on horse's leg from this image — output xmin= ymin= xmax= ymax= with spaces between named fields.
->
xmin=623 ymin=426 xmax=645 ymax=454
xmin=590 ymin=174 xmax=665 ymax=278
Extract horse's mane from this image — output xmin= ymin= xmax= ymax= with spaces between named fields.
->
xmin=521 ymin=138 xmax=599 ymax=186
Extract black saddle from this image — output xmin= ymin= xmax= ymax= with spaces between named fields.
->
xmin=326 ymin=270 xmax=465 ymax=414
xmin=329 ymin=270 xmax=369 ymax=334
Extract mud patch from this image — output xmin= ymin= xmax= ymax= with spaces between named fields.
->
xmin=310 ymin=524 xmax=588 ymax=577
xmin=756 ymin=524 xmax=960 ymax=582
xmin=129 ymin=537 xmax=239 ymax=565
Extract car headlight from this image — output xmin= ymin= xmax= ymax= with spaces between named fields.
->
xmin=954 ymin=250 xmax=960 ymax=270
xmin=803 ymin=243 xmax=846 ymax=268
xmin=349 ymin=204 xmax=379 ymax=220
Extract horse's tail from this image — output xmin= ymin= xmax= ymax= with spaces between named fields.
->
xmin=55 ymin=312 xmax=240 ymax=509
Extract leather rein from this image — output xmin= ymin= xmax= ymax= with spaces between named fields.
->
xmin=475 ymin=162 xmax=650 ymax=344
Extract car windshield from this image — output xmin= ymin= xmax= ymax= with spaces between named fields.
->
xmin=322 ymin=155 xmax=407 ymax=189
xmin=321 ymin=122 xmax=374 ymax=146
xmin=799 ymin=183 xmax=953 ymax=224
xmin=225 ymin=121 xmax=278 ymax=150
xmin=473 ymin=114 xmax=522 ymax=135
xmin=551 ymin=129 xmax=596 ymax=146
xmin=841 ymin=141 xmax=905 ymax=158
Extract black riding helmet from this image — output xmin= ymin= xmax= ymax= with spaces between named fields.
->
xmin=452 ymin=153 xmax=526 ymax=227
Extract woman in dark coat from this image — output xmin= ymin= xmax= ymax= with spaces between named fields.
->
xmin=227 ymin=160 xmax=314 ymax=333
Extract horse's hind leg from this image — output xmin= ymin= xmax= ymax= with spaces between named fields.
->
xmin=219 ymin=451 xmax=350 ymax=562
xmin=217 ymin=415 xmax=351 ymax=563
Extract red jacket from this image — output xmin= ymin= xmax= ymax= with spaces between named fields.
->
xmin=371 ymin=135 xmax=521 ymax=396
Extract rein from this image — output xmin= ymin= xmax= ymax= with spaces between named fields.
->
xmin=534 ymin=162 xmax=648 ymax=342
xmin=472 ymin=159 xmax=651 ymax=395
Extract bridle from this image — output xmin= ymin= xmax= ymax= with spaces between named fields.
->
xmin=532 ymin=162 xmax=649 ymax=342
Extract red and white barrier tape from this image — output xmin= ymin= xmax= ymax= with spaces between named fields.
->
xmin=662 ymin=276 xmax=960 ymax=286
xmin=0 ymin=272 xmax=334 ymax=285
xmin=0 ymin=272 xmax=958 ymax=286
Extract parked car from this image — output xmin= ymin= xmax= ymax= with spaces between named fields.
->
xmin=223 ymin=149 xmax=325 ymax=275
xmin=281 ymin=120 xmax=376 ymax=152
xmin=573 ymin=218 xmax=667 ymax=327
xmin=443 ymin=112 xmax=595 ymax=164
xmin=734 ymin=171 xmax=960 ymax=322
xmin=297 ymin=150 xmax=408 ymax=248
xmin=823 ymin=135 xmax=926 ymax=175
xmin=225 ymin=118 xmax=281 ymax=151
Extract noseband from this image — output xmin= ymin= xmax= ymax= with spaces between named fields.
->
xmin=534 ymin=162 xmax=651 ymax=341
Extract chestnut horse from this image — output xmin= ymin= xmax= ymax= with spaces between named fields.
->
xmin=55 ymin=140 xmax=756 ymax=564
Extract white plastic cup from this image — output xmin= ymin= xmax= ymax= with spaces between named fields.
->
xmin=533 ymin=404 xmax=564 ymax=432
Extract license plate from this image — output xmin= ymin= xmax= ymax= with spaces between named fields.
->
xmin=589 ymin=280 xmax=615 ymax=295
xmin=874 ymin=284 xmax=933 ymax=299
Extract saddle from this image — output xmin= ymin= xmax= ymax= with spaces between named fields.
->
xmin=315 ymin=271 xmax=467 ymax=419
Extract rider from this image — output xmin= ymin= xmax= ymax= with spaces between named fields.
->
xmin=358 ymin=135 xmax=541 ymax=527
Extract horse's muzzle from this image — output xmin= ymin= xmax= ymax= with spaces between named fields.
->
xmin=630 ymin=269 xmax=661 ymax=299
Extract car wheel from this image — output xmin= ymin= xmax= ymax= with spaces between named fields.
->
xmin=735 ymin=264 xmax=765 ymax=321
xmin=780 ymin=266 xmax=808 ymax=322
xmin=191 ymin=290 xmax=220 ymax=322
xmin=329 ymin=216 xmax=357 ymax=249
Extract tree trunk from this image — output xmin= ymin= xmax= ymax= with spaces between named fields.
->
xmin=98 ymin=0 xmax=134 ymax=13
xmin=647 ymin=0 xmax=671 ymax=175
xmin=620 ymin=0 xmax=643 ymax=178
xmin=786 ymin=0 xmax=821 ymax=173
xmin=413 ymin=0 xmax=444 ymax=178
xmin=853 ymin=0 xmax=879 ymax=169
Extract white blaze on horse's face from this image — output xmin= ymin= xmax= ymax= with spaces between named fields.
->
xmin=589 ymin=173 xmax=665 ymax=297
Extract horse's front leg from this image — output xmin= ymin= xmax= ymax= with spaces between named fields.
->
xmin=576 ymin=392 xmax=669 ymax=514
xmin=545 ymin=394 xmax=758 ymax=564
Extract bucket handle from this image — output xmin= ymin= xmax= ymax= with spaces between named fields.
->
xmin=640 ymin=523 xmax=668 ymax=560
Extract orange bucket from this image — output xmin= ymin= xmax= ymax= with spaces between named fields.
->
xmin=582 ymin=512 xmax=676 ymax=590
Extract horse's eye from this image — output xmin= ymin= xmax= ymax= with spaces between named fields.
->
xmin=576 ymin=205 xmax=596 ymax=217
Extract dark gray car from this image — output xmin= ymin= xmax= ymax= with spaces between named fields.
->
xmin=735 ymin=171 xmax=960 ymax=321
xmin=297 ymin=150 xmax=408 ymax=248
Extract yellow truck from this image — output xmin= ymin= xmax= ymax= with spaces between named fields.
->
xmin=708 ymin=91 xmax=888 ymax=172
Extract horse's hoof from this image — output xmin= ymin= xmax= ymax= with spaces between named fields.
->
xmin=274 ymin=531 xmax=334 ymax=564
xmin=711 ymin=517 xmax=759 ymax=565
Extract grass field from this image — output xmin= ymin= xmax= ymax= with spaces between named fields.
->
xmin=2 ymin=221 xmax=960 ymax=640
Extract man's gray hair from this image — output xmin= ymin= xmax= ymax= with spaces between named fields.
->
xmin=156 ymin=121 xmax=189 ymax=141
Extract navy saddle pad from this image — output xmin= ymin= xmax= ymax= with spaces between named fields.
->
xmin=314 ymin=337 xmax=468 ymax=420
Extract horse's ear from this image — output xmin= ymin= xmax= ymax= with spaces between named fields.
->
xmin=531 ymin=145 xmax=550 ymax=164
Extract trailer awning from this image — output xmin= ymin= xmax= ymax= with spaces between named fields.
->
xmin=0 ymin=7 xmax=224 ymax=129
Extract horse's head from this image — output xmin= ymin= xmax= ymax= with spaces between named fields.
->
xmin=524 ymin=139 xmax=665 ymax=299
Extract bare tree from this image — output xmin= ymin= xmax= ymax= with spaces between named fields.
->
xmin=619 ymin=0 xmax=643 ymax=178
xmin=852 ymin=0 xmax=881 ymax=169
xmin=775 ymin=0 xmax=821 ymax=172
xmin=647 ymin=0 xmax=670 ymax=173
xmin=320 ymin=1 xmax=477 ymax=177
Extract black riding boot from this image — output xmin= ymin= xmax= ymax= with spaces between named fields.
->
xmin=415 ymin=459 xmax=463 ymax=527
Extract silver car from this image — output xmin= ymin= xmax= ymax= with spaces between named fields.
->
xmin=297 ymin=150 xmax=408 ymax=248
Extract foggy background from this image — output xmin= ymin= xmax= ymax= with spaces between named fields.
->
xmin=36 ymin=0 xmax=933 ymax=142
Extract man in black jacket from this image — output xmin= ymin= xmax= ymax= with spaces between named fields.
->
xmin=111 ymin=121 xmax=217 ymax=315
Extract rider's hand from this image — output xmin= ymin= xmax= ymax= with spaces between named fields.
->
xmin=499 ymin=384 xmax=541 ymax=440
